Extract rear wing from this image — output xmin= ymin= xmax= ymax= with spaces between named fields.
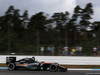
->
xmin=6 ymin=57 xmax=16 ymax=65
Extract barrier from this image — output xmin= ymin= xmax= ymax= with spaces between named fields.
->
xmin=0 ymin=55 xmax=100 ymax=65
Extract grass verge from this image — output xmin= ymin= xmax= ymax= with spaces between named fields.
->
xmin=0 ymin=63 xmax=7 ymax=67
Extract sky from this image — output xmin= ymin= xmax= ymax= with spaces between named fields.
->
xmin=0 ymin=0 xmax=100 ymax=22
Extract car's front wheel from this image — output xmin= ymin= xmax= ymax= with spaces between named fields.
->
xmin=50 ymin=64 xmax=58 ymax=72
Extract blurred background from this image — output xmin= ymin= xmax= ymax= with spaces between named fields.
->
xmin=0 ymin=3 xmax=100 ymax=56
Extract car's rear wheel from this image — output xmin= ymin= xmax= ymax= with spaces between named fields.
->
xmin=8 ymin=63 xmax=16 ymax=71
xmin=50 ymin=64 xmax=58 ymax=72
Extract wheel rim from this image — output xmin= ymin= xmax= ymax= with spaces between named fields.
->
xmin=50 ymin=65 xmax=57 ymax=72
xmin=8 ymin=63 xmax=15 ymax=70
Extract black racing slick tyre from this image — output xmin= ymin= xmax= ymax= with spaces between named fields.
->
xmin=8 ymin=63 xmax=16 ymax=71
xmin=50 ymin=64 xmax=58 ymax=72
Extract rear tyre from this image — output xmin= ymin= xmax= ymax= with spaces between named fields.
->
xmin=50 ymin=64 xmax=58 ymax=72
xmin=8 ymin=63 xmax=16 ymax=71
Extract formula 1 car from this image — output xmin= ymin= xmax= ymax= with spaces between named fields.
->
xmin=6 ymin=57 xmax=67 ymax=72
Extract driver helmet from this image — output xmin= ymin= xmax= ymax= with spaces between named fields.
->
xmin=32 ymin=57 xmax=35 ymax=61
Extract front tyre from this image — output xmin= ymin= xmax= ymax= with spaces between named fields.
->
xmin=50 ymin=64 xmax=58 ymax=72
xmin=8 ymin=63 xmax=16 ymax=71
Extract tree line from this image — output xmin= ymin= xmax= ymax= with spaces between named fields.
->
xmin=0 ymin=3 xmax=100 ymax=55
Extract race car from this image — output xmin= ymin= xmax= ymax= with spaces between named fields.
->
xmin=6 ymin=57 xmax=67 ymax=72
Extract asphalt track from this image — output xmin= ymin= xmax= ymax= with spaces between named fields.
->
xmin=0 ymin=70 xmax=100 ymax=75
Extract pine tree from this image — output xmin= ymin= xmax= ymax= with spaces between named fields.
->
xmin=80 ymin=3 xmax=93 ymax=38
xmin=51 ymin=11 xmax=69 ymax=38
xmin=69 ymin=5 xmax=82 ymax=45
xmin=28 ymin=12 xmax=47 ymax=31
xmin=22 ymin=10 xmax=29 ymax=29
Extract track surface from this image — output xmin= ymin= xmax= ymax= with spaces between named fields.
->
xmin=0 ymin=70 xmax=100 ymax=75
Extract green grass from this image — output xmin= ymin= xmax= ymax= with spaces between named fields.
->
xmin=61 ymin=65 xmax=100 ymax=69
xmin=0 ymin=63 xmax=7 ymax=67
